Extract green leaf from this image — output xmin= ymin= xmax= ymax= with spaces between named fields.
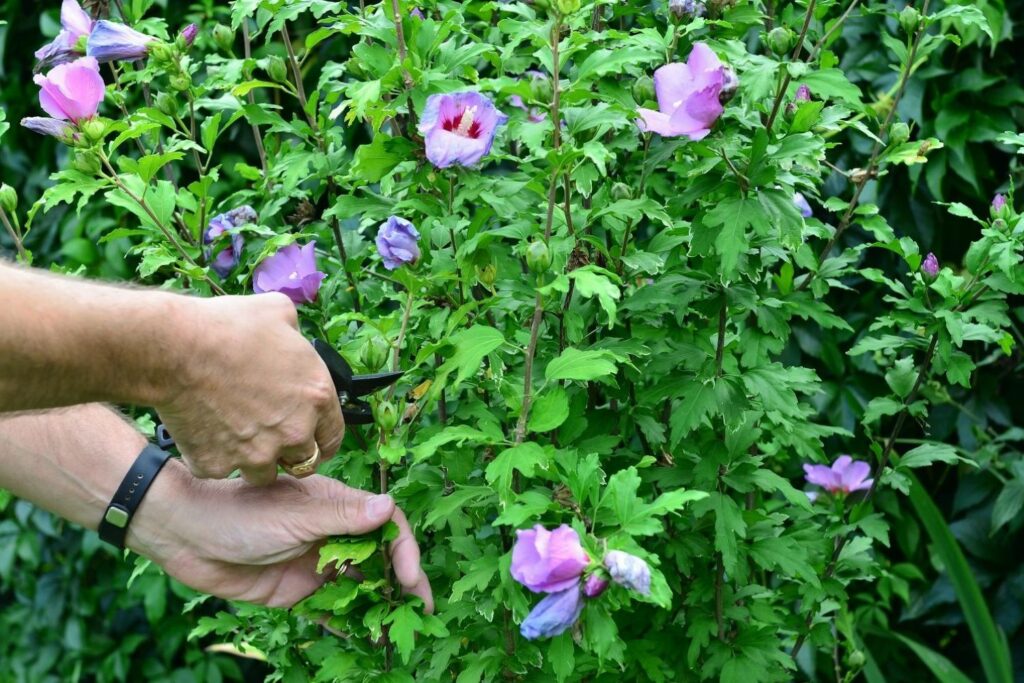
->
xmin=712 ymin=492 xmax=746 ymax=575
xmin=545 ymin=347 xmax=618 ymax=382
xmin=569 ymin=266 xmax=620 ymax=326
xmin=410 ymin=426 xmax=492 ymax=463
xmin=527 ymin=387 xmax=570 ymax=433
xmin=991 ymin=479 xmax=1024 ymax=533
xmin=702 ymin=197 xmax=762 ymax=278
xmin=316 ymin=539 xmax=378 ymax=573
xmin=898 ymin=442 xmax=961 ymax=470
xmin=383 ymin=604 xmax=423 ymax=664
xmin=885 ymin=356 xmax=917 ymax=398
xmin=485 ymin=442 xmax=550 ymax=501
xmin=669 ymin=380 xmax=717 ymax=447
xmin=436 ymin=326 xmax=505 ymax=391
xmin=597 ymin=467 xmax=704 ymax=536
xmin=908 ymin=474 xmax=1013 ymax=683
xmin=895 ymin=635 xmax=974 ymax=683
xmin=800 ymin=68 xmax=864 ymax=108
xmin=549 ymin=633 xmax=575 ymax=682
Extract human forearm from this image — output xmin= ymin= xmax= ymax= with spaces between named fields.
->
xmin=0 ymin=262 xmax=190 ymax=411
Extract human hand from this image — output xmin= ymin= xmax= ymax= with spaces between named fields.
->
xmin=130 ymin=463 xmax=433 ymax=611
xmin=155 ymin=293 xmax=345 ymax=485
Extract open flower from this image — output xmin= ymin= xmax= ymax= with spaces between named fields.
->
xmin=793 ymin=192 xmax=813 ymax=218
xmin=803 ymin=455 xmax=873 ymax=495
xmin=34 ymin=56 xmax=105 ymax=123
xmin=418 ymin=91 xmax=508 ymax=168
xmin=86 ymin=20 xmax=156 ymax=62
xmin=252 ymin=242 xmax=326 ymax=305
xmin=376 ymin=216 xmax=421 ymax=270
xmin=34 ymin=0 xmax=95 ymax=70
xmin=520 ymin=586 xmax=584 ymax=640
xmin=604 ymin=550 xmax=651 ymax=595
xmin=511 ymin=524 xmax=590 ymax=594
xmin=637 ymin=42 xmax=727 ymax=140
xmin=204 ymin=206 xmax=256 ymax=277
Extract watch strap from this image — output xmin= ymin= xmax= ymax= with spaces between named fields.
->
xmin=98 ymin=443 xmax=172 ymax=549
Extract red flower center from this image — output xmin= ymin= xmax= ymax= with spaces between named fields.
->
xmin=442 ymin=107 xmax=482 ymax=139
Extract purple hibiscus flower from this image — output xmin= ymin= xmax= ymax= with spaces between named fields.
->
xmin=803 ymin=455 xmax=873 ymax=495
xmin=86 ymin=20 xmax=156 ymax=63
xmin=204 ymin=206 xmax=256 ymax=277
xmin=376 ymin=216 xmax=421 ymax=270
xmin=637 ymin=42 xmax=728 ymax=140
xmin=921 ymin=252 xmax=939 ymax=278
xmin=418 ymin=91 xmax=508 ymax=168
xmin=511 ymin=524 xmax=590 ymax=594
xmin=21 ymin=116 xmax=74 ymax=139
xmin=604 ymin=550 xmax=651 ymax=595
xmin=793 ymin=192 xmax=813 ymax=218
xmin=252 ymin=242 xmax=326 ymax=305
xmin=34 ymin=0 xmax=95 ymax=71
xmin=33 ymin=56 xmax=105 ymax=124
xmin=520 ymin=586 xmax=585 ymax=640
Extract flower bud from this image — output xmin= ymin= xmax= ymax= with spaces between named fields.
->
xmin=991 ymin=193 xmax=1009 ymax=219
xmin=553 ymin=0 xmax=581 ymax=15
xmin=899 ymin=6 xmax=921 ymax=35
xmin=718 ymin=67 xmax=739 ymax=104
xmin=476 ymin=263 xmax=497 ymax=287
xmin=993 ymin=218 xmax=1008 ymax=232
xmin=847 ymin=650 xmax=866 ymax=668
xmin=156 ymin=91 xmax=178 ymax=117
xmin=611 ymin=182 xmax=632 ymax=200
xmin=583 ymin=573 xmax=609 ymax=598
xmin=921 ymin=252 xmax=939 ymax=278
xmin=72 ymin=149 xmax=102 ymax=175
xmin=0 ymin=184 xmax=17 ymax=214
xmin=213 ymin=24 xmax=235 ymax=53
xmin=632 ymin=76 xmax=655 ymax=106
xmin=360 ymin=335 xmax=391 ymax=372
xmin=604 ymin=550 xmax=651 ymax=595
xmin=267 ymin=55 xmax=289 ymax=83
xmin=147 ymin=41 xmax=175 ymax=67
xmin=81 ymin=119 xmax=107 ymax=144
xmin=374 ymin=400 xmax=400 ymax=432
xmin=179 ymin=23 xmax=198 ymax=49
xmin=794 ymin=84 xmax=811 ymax=102
xmin=766 ymin=26 xmax=794 ymax=55
xmin=169 ymin=73 xmax=192 ymax=92
xmin=889 ymin=121 xmax=910 ymax=145
xmin=526 ymin=239 xmax=551 ymax=274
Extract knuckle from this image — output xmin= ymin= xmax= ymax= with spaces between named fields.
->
xmin=307 ymin=377 xmax=337 ymax=408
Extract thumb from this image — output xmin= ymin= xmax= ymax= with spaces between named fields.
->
xmin=319 ymin=490 xmax=395 ymax=537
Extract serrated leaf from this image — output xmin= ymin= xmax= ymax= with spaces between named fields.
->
xmin=527 ymin=387 xmax=570 ymax=433
xmin=316 ymin=539 xmax=378 ymax=573
xmin=545 ymin=347 xmax=618 ymax=382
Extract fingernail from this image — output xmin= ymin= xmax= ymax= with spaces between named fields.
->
xmin=367 ymin=494 xmax=393 ymax=519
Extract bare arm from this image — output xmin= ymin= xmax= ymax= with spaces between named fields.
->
xmin=0 ymin=261 xmax=345 ymax=484
xmin=0 ymin=404 xmax=432 ymax=610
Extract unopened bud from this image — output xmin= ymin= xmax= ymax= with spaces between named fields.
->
xmin=267 ymin=55 xmax=289 ymax=83
xmin=475 ymin=263 xmax=497 ymax=287
xmin=899 ymin=6 xmax=921 ymax=35
xmin=72 ymin=149 xmax=101 ymax=175
xmin=611 ymin=182 xmax=632 ymax=200
xmin=583 ymin=573 xmax=609 ymax=598
xmin=360 ymin=336 xmax=390 ymax=372
xmin=179 ymin=23 xmax=198 ymax=49
xmin=794 ymin=84 xmax=811 ymax=102
xmin=156 ymin=91 xmax=177 ymax=117
xmin=921 ymin=252 xmax=939 ymax=278
xmin=374 ymin=400 xmax=399 ymax=432
xmin=0 ymin=184 xmax=17 ymax=214
xmin=81 ymin=119 xmax=107 ymax=144
xmin=847 ymin=650 xmax=866 ymax=668
xmin=992 ymin=193 xmax=1008 ymax=217
xmin=213 ymin=24 xmax=235 ymax=53
xmin=889 ymin=121 xmax=910 ymax=145
xmin=148 ymin=41 xmax=175 ymax=67
xmin=766 ymin=26 xmax=794 ymax=55
xmin=632 ymin=76 xmax=655 ymax=106
xmin=169 ymin=73 xmax=192 ymax=92
xmin=526 ymin=239 xmax=551 ymax=274
xmin=553 ymin=0 xmax=581 ymax=15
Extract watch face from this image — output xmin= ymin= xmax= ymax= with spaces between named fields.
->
xmin=104 ymin=506 xmax=130 ymax=529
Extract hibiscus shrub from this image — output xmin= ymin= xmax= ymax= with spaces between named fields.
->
xmin=4 ymin=0 xmax=1024 ymax=681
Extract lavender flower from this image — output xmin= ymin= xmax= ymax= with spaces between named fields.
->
xmin=376 ymin=216 xmax=421 ymax=270
xmin=180 ymin=23 xmax=199 ymax=48
xmin=637 ymin=43 xmax=728 ymax=140
xmin=793 ymin=192 xmax=813 ymax=218
xmin=604 ymin=550 xmax=651 ymax=595
xmin=803 ymin=455 xmax=873 ymax=495
xmin=921 ymin=252 xmax=939 ymax=278
xmin=418 ymin=91 xmax=508 ymax=168
xmin=21 ymin=116 xmax=74 ymax=139
xmin=34 ymin=0 xmax=94 ymax=70
xmin=204 ymin=206 xmax=256 ymax=277
xmin=511 ymin=524 xmax=590 ymax=594
xmin=252 ymin=242 xmax=326 ymax=305
xmin=583 ymin=573 xmax=609 ymax=598
xmin=411 ymin=7 xmax=425 ymax=18
xmin=520 ymin=586 xmax=585 ymax=640
xmin=86 ymin=20 xmax=156 ymax=63
xmin=34 ymin=56 xmax=105 ymax=123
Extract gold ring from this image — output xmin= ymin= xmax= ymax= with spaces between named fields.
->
xmin=283 ymin=444 xmax=320 ymax=477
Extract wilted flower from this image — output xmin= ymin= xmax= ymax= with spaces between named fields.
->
xmin=86 ymin=20 xmax=156 ymax=63
xmin=180 ymin=23 xmax=199 ymax=48
xmin=992 ymin=193 xmax=1007 ymax=212
xmin=604 ymin=550 xmax=651 ymax=595
xmin=669 ymin=0 xmax=707 ymax=18
xmin=34 ymin=56 xmax=105 ymax=123
xmin=921 ymin=252 xmax=939 ymax=278
xmin=204 ymin=206 xmax=256 ymax=277
xmin=520 ymin=586 xmax=584 ymax=640
xmin=252 ymin=242 xmax=326 ymax=305
xmin=418 ymin=91 xmax=508 ymax=168
xmin=795 ymin=84 xmax=811 ymax=102
xmin=376 ymin=216 xmax=421 ymax=270
xmin=34 ymin=0 xmax=95 ymax=70
xmin=21 ymin=116 xmax=75 ymax=139
xmin=511 ymin=524 xmax=590 ymax=594
xmin=793 ymin=192 xmax=813 ymax=218
xmin=583 ymin=573 xmax=609 ymax=598
xmin=637 ymin=43 xmax=728 ymax=140
xmin=803 ymin=455 xmax=873 ymax=495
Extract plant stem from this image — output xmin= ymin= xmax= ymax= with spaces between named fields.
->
xmin=387 ymin=290 xmax=415 ymax=401
xmin=810 ymin=0 xmax=862 ymax=58
xmin=714 ymin=293 xmax=728 ymax=377
xmin=765 ymin=0 xmax=818 ymax=133
xmin=0 ymin=207 xmax=28 ymax=262
xmin=242 ymin=20 xmax=269 ymax=176
xmin=715 ymin=553 xmax=726 ymax=640
xmin=390 ymin=0 xmax=415 ymax=90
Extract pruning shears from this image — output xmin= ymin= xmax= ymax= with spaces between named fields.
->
xmin=155 ymin=339 xmax=402 ymax=448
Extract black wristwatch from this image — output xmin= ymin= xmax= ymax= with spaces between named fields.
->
xmin=98 ymin=443 xmax=172 ymax=549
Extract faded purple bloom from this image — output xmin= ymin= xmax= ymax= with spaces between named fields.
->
xmin=604 ymin=550 xmax=651 ymax=595
xmin=34 ymin=56 xmax=105 ymax=123
xmin=793 ymin=192 xmax=813 ymax=218
xmin=418 ymin=91 xmax=508 ymax=168
xmin=803 ymin=455 xmax=873 ymax=495
xmin=376 ymin=216 xmax=421 ymax=270
xmin=992 ymin=193 xmax=1007 ymax=212
xmin=21 ymin=116 xmax=74 ymax=139
xmin=204 ymin=206 xmax=256 ymax=277
xmin=795 ymin=84 xmax=812 ymax=102
xmin=520 ymin=586 xmax=585 ymax=640
xmin=637 ymin=43 xmax=727 ymax=140
xmin=34 ymin=0 xmax=95 ymax=70
xmin=180 ymin=23 xmax=199 ymax=48
xmin=253 ymin=242 xmax=326 ymax=305
xmin=921 ymin=252 xmax=939 ymax=277
xmin=511 ymin=524 xmax=590 ymax=594
xmin=583 ymin=573 xmax=609 ymax=598
xmin=86 ymin=20 xmax=156 ymax=63
xmin=669 ymin=0 xmax=707 ymax=18
xmin=508 ymin=95 xmax=546 ymax=123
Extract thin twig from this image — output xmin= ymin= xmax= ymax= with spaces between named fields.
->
xmin=0 ymin=207 xmax=28 ymax=261
xmin=390 ymin=0 xmax=414 ymax=90
xmin=765 ymin=0 xmax=818 ymax=133
xmin=810 ymin=0 xmax=862 ymax=60
xmin=242 ymin=20 xmax=269 ymax=176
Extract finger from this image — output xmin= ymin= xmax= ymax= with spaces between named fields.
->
xmin=239 ymin=464 xmax=278 ymax=486
xmin=179 ymin=452 xmax=234 ymax=480
xmin=262 ymin=291 xmax=299 ymax=329
xmin=279 ymin=439 xmax=321 ymax=479
xmin=313 ymin=378 xmax=345 ymax=462
xmin=316 ymin=484 xmax=396 ymax=537
xmin=389 ymin=507 xmax=434 ymax=614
